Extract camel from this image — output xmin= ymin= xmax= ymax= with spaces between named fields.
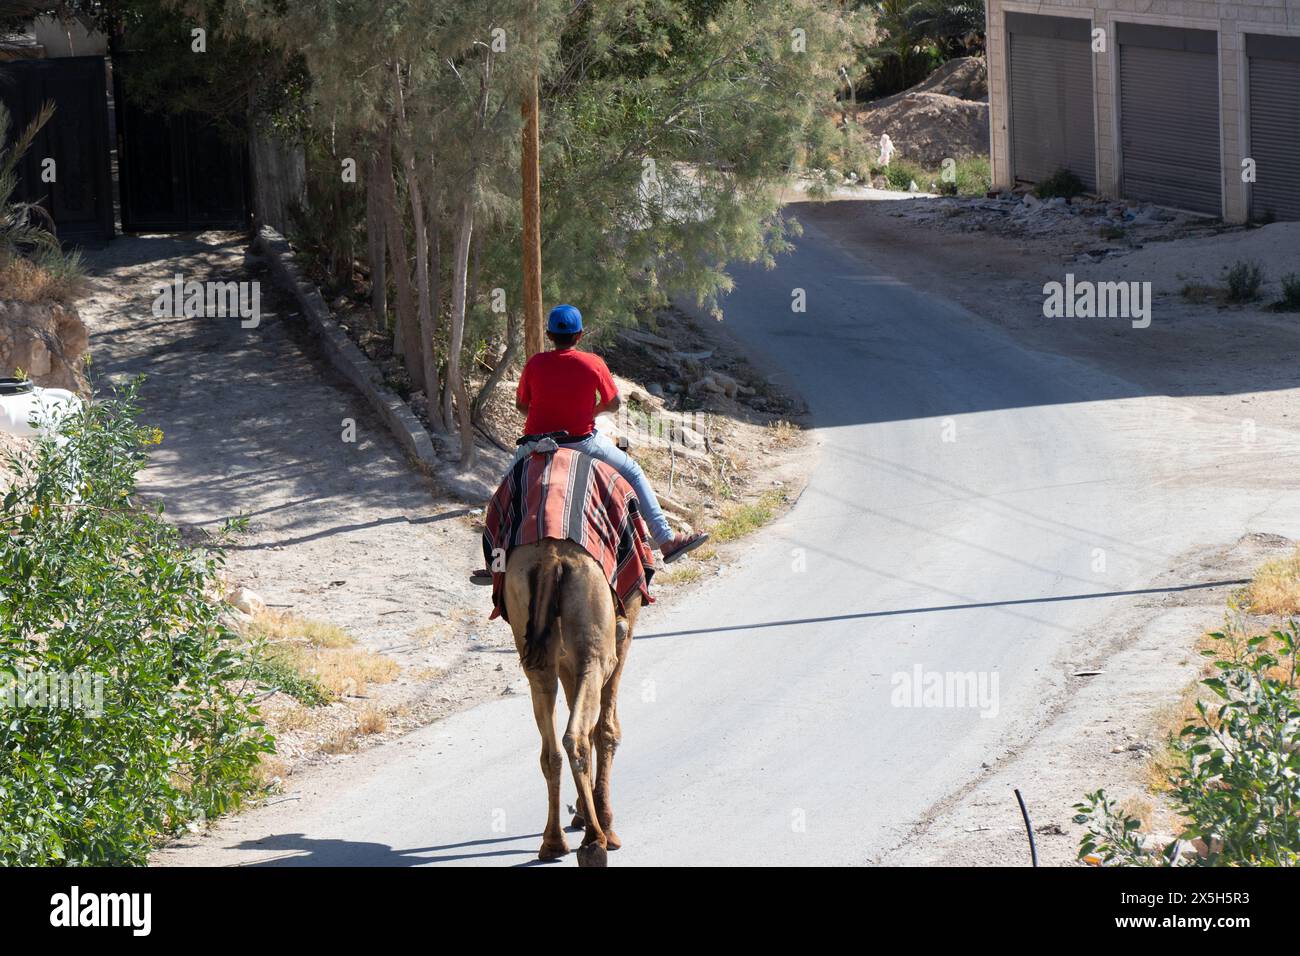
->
xmin=503 ymin=537 xmax=641 ymax=867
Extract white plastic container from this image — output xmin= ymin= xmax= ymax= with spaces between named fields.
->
xmin=0 ymin=379 xmax=82 ymax=439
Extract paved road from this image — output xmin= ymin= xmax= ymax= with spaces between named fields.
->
xmin=159 ymin=202 xmax=1300 ymax=866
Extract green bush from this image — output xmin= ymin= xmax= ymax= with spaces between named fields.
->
xmin=1225 ymin=260 xmax=1264 ymax=303
xmin=1273 ymin=273 xmax=1300 ymax=313
xmin=1075 ymin=622 xmax=1300 ymax=866
xmin=0 ymin=384 xmax=272 ymax=865
xmin=1033 ymin=167 xmax=1085 ymax=200
xmin=884 ymin=159 xmax=928 ymax=192
xmin=936 ymin=155 xmax=992 ymax=197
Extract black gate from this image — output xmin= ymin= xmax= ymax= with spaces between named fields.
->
xmin=113 ymin=57 xmax=251 ymax=232
xmin=0 ymin=55 xmax=114 ymax=242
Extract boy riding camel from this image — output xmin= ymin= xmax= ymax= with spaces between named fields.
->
xmin=473 ymin=304 xmax=707 ymax=582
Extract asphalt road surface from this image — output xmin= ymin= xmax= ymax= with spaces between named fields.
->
xmin=160 ymin=202 xmax=1300 ymax=866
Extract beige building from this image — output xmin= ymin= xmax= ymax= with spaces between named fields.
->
xmin=986 ymin=0 xmax=1300 ymax=222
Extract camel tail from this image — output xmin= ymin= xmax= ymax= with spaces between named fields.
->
xmin=522 ymin=545 xmax=564 ymax=670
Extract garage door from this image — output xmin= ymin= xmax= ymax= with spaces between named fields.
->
xmin=1007 ymin=13 xmax=1096 ymax=190
xmin=1247 ymin=34 xmax=1300 ymax=222
xmin=1118 ymin=24 xmax=1220 ymax=214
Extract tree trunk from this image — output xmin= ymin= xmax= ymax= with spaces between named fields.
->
xmin=447 ymin=191 xmax=477 ymax=468
xmin=424 ymin=185 xmax=453 ymax=431
xmin=377 ymin=119 xmax=425 ymax=391
xmin=364 ymin=152 xmax=387 ymax=329
xmin=472 ymin=308 xmax=521 ymax=424
xmin=393 ymin=64 xmax=445 ymax=432
xmin=521 ymin=70 xmax=544 ymax=359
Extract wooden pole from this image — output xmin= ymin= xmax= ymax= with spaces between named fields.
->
xmin=522 ymin=68 xmax=544 ymax=358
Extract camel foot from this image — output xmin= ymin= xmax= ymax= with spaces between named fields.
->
xmin=576 ymin=843 xmax=608 ymax=868
xmin=604 ymin=828 xmax=621 ymax=851
xmin=538 ymin=839 xmax=570 ymax=861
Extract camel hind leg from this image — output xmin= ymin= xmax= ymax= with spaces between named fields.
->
xmin=564 ymin=662 xmax=610 ymax=867
xmin=527 ymin=668 xmax=568 ymax=860
xmin=504 ymin=542 xmax=568 ymax=861
xmin=593 ymin=595 xmax=640 ymax=850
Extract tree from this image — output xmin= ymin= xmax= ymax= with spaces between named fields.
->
xmin=177 ymin=0 xmax=863 ymax=467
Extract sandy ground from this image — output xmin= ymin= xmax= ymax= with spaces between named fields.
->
xmin=77 ymin=231 xmax=806 ymax=786
xmin=79 ymin=233 xmax=519 ymax=771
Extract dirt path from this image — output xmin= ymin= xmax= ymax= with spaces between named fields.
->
xmin=80 ymin=232 xmax=516 ymax=766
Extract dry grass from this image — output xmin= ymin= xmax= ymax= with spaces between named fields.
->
xmin=244 ymin=609 xmax=398 ymax=699
xmin=657 ymin=563 xmax=704 ymax=585
xmin=1180 ymin=282 xmax=1225 ymax=306
xmin=0 ymin=255 xmax=85 ymax=305
xmin=710 ymin=489 xmax=787 ymax=543
xmin=1246 ymin=546 xmax=1300 ymax=615
xmin=320 ymin=728 xmax=360 ymax=755
xmin=1120 ymin=795 xmax=1155 ymax=829
xmin=283 ymin=644 xmax=398 ymax=698
xmin=766 ymin=420 xmax=802 ymax=447
xmin=251 ymin=754 xmax=288 ymax=791
xmin=265 ymin=702 xmax=316 ymax=734
xmin=357 ymin=707 xmax=388 ymax=736
xmin=247 ymin=610 xmax=353 ymax=648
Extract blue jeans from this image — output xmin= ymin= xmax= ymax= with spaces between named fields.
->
xmin=514 ymin=431 xmax=675 ymax=546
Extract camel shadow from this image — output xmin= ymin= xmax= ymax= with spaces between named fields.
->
xmin=226 ymin=831 xmax=545 ymax=866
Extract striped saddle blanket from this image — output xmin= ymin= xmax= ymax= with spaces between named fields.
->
xmin=482 ymin=447 xmax=655 ymax=620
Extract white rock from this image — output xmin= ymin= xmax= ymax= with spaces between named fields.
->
xmin=227 ymin=587 xmax=266 ymax=616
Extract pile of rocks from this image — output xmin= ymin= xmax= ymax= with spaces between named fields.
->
xmin=616 ymin=327 xmax=759 ymax=404
xmin=887 ymin=190 xmax=1214 ymax=257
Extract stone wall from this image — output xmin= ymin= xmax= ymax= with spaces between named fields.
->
xmin=0 ymin=300 xmax=89 ymax=394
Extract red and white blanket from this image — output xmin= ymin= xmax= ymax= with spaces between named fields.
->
xmin=482 ymin=447 xmax=656 ymax=620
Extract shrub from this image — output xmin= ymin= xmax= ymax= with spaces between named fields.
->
xmin=936 ymin=156 xmax=992 ymax=197
xmin=884 ymin=159 xmax=927 ymax=192
xmin=1272 ymin=274 xmax=1300 ymax=313
xmin=1033 ymin=168 xmax=1085 ymax=200
xmin=1075 ymin=622 xmax=1300 ymax=866
xmin=1225 ymin=260 xmax=1264 ymax=302
xmin=0 ymin=384 xmax=272 ymax=865
xmin=0 ymin=248 xmax=86 ymax=305
xmin=1181 ymin=282 xmax=1220 ymax=305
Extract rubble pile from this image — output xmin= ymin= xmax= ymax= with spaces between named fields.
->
xmin=886 ymin=191 xmax=1223 ymax=259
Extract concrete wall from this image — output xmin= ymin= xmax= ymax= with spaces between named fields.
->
xmin=987 ymin=0 xmax=1300 ymax=222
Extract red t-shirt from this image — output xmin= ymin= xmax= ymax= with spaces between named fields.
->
xmin=517 ymin=347 xmax=618 ymax=438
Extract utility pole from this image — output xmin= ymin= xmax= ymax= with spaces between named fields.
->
xmin=521 ymin=4 xmax=544 ymax=359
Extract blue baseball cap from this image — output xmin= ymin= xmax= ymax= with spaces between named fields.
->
xmin=547 ymin=304 xmax=583 ymax=334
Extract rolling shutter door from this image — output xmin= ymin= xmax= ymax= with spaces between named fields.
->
xmin=1247 ymin=34 xmax=1300 ymax=222
xmin=1118 ymin=24 xmax=1220 ymax=215
xmin=1007 ymin=13 xmax=1096 ymax=190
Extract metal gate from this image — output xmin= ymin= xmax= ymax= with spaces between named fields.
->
xmin=1247 ymin=33 xmax=1300 ymax=222
xmin=1118 ymin=23 xmax=1221 ymax=215
xmin=1007 ymin=13 xmax=1096 ymax=190
xmin=0 ymin=55 xmax=113 ymax=241
xmin=113 ymin=56 xmax=250 ymax=232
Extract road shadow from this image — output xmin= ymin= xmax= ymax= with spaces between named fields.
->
xmin=707 ymin=200 xmax=1300 ymax=430
xmin=636 ymin=577 xmax=1249 ymax=639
